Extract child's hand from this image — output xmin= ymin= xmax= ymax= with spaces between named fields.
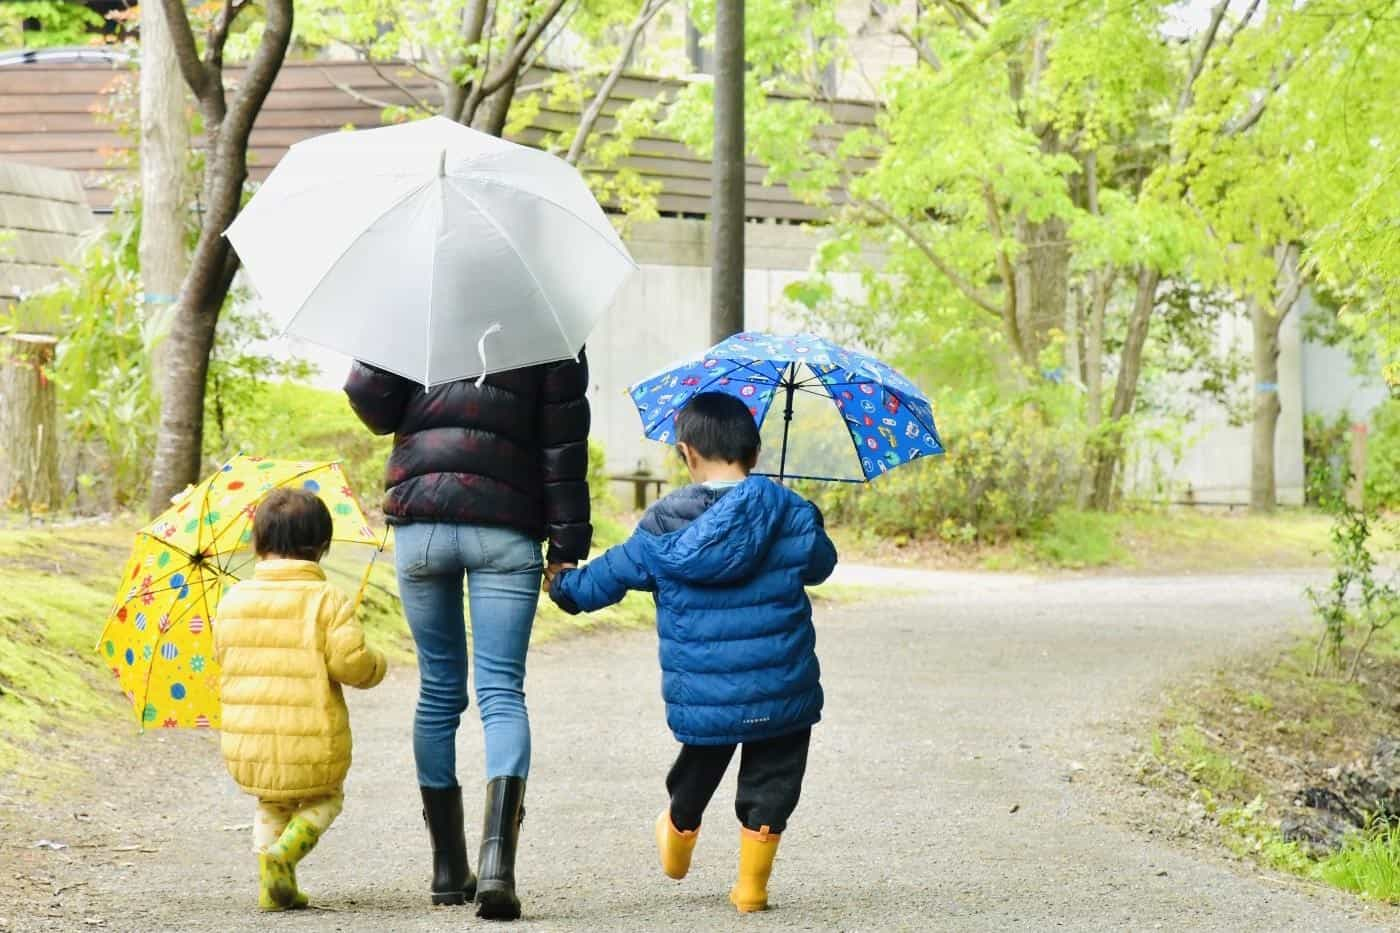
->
xmin=543 ymin=562 xmax=576 ymax=594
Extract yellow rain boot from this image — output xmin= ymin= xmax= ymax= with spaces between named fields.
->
xmin=655 ymin=810 xmax=699 ymax=880
xmin=258 ymin=852 xmax=301 ymax=911
xmin=728 ymin=825 xmax=780 ymax=913
xmin=261 ymin=817 xmax=321 ymax=910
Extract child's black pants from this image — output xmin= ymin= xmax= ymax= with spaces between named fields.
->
xmin=666 ymin=727 xmax=810 ymax=834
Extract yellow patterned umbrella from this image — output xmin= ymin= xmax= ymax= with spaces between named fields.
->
xmin=96 ymin=454 xmax=381 ymax=730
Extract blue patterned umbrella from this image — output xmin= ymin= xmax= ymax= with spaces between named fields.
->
xmin=629 ymin=332 xmax=943 ymax=483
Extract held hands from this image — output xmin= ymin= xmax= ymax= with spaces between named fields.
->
xmin=543 ymin=562 xmax=576 ymax=594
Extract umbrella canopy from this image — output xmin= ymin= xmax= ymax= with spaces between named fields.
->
xmin=97 ymin=455 xmax=380 ymax=730
xmin=629 ymin=332 xmax=943 ymax=482
xmin=226 ymin=116 xmax=637 ymax=387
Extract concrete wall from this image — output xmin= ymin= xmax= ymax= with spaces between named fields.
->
xmin=1125 ymin=301 xmax=1306 ymax=506
xmin=281 ymin=213 xmax=1316 ymax=508
xmin=285 ymin=218 xmax=849 ymax=478
xmin=1299 ymin=291 xmax=1390 ymax=424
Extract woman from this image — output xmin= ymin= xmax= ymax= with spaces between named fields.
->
xmin=345 ymin=353 xmax=591 ymax=921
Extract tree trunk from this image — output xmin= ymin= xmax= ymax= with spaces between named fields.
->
xmin=1078 ymin=267 xmax=1111 ymax=507
xmin=147 ymin=304 xmax=220 ymax=513
xmin=1250 ymin=243 xmax=1303 ymax=513
xmin=710 ymin=0 xmax=745 ymax=343
xmin=0 ymin=334 xmax=61 ymax=514
xmin=139 ymin=0 xmax=190 ymax=366
xmin=1012 ymin=213 xmax=1070 ymax=365
xmin=1250 ymin=297 xmax=1283 ymax=512
xmin=472 ymin=76 xmax=519 ymax=138
xmin=148 ymin=0 xmax=294 ymax=514
xmin=1088 ymin=267 xmax=1159 ymax=509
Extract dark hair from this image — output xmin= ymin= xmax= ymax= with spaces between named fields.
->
xmin=253 ymin=488 xmax=334 ymax=561
xmin=675 ymin=391 xmax=761 ymax=467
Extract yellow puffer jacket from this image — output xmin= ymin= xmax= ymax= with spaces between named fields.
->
xmin=214 ymin=560 xmax=387 ymax=801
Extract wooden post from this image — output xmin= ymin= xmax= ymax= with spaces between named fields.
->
xmin=0 ymin=333 xmax=61 ymax=514
xmin=710 ymin=0 xmax=746 ymax=343
xmin=1347 ymin=422 xmax=1368 ymax=510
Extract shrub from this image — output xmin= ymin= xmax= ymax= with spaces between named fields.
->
xmin=811 ymin=403 xmax=1083 ymax=542
xmin=1366 ymin=399 xmax=1400 ymax=511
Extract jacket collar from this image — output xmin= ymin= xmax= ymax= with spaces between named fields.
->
xmin=253 ymin=559 xmax=326 ymax=582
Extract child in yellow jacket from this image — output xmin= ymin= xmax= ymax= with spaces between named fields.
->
xmin=214 ymin=487 xmax=388 ymax=911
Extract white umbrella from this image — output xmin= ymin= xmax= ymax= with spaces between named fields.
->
xmin=225 ymin=116 xmax=637 ymax=386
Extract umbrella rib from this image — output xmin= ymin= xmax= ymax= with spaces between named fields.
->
xmin=278 ymin=182 xmax=437 ymax=349
xmin=446 ymin=180 xmax=575 ymax=360
xmin=459 ymin=172 xmax=638 ymax=270
xmin=130 ymin=564 xmax=218 ymax=727
xmin=641 ymin=360 xmax=773 ymax=436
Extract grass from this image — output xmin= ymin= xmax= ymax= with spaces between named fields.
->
xmin=834 ymin=506 xmax=1336 ymax=574
xmin=1320 ymin=824 xmax=1400 ymax=903
xmin=208 ymin=382 xmax=392 ymax=499
xmin=1011 ymin=507 xmax=1334 ymax=572
xmin=0 ymin=522 xmax=134 ymax=778
xmin=0 ymin=510 xmax=866 ymax=785
xmin=1137 ymin=618 xmax=1400 ymax=906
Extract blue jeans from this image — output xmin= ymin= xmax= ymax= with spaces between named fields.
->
xmin=395 ymin=523 xmax=542 ymax=787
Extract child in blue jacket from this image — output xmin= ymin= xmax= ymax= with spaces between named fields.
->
xmin=549 ymin=391 xmax=838 ymax=913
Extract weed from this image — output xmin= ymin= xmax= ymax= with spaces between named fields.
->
xmin=1155 ymin=724 xmax=1246 ymax=795
xmin=1319 ymin=823 xmax=1400 ymax=904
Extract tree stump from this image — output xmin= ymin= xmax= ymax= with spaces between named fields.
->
xmin=0 ymin=333 xmax=61 ymax=513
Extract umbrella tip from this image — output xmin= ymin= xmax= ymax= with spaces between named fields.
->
xmin=437 ymin=148 xmax=447 ymax=178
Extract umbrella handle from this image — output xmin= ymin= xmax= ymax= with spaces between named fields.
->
xmin=351 ymin=527 xmax=391 ymax=615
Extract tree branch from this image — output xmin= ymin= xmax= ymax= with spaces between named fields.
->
xmin=862 ymin=198 xmax=1004 ymax=318
xmin=184 ymin=0 xmax=293 ymax=314
xmin=358 ymin=52 xmax=437 ymax=114
xmin=520 ymin=0 xmax=582 ymax=77
xmin=1273 ymin=242 xmax=1305 ymax=316
xmin=1223 ymin=0 xmax=1263 ymax=49
xmin=322 ymin=69 xmax=404 ymax=113
xmin=1176 ymin=0 xmax=1230 ymax=116
xmin=159 ymin=0 xmax=211 ymax=98
xmin=872 ymin=1 xmax=944 ymax=69
xmin=479 ymin=0 xmax=570 ymax=100
xmin=1223 ymin=62 xmax=1289 ymax=136
xmin=943 ymin=0 xmax=988 ymax=31
xmin=566 ymin=0 xmax=670 ymax=165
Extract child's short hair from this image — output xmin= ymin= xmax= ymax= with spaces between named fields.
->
xmin=676 ymin=391 xmax=762 ymax=467
xmin=253 ymin=488 xmax=334 ymax=561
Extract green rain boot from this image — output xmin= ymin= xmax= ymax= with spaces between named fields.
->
xmin=260 ymin=817 xmax=322 ymax=910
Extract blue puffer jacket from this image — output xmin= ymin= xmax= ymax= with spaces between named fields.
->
xmin=550 ymin=476 xmax=838 ymax=745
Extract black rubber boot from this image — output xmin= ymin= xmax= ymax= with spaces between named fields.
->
xmin=475 ymin=776 xmax=526 ymax=920
xmin=421 ymin=785 xmax=476 ymax=906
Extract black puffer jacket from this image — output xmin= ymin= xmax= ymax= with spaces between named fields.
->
xmin=343 ymin=353 xmax=592 ymax=564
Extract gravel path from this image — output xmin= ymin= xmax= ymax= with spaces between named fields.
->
xmin=1 ymin=571 xmax=1390 ymax=932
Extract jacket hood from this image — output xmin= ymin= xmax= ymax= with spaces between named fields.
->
xmin=645 ymin=477 xmax=789 ymax=585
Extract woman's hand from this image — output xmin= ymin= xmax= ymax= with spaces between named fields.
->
xmin=543 ymin=562 xmax=576 ymax=594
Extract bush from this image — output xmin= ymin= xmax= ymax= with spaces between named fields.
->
xmin=1367 ymin=399 xmax=1400 ymax=511
xmin=810 ymin=403 xmax=1083 ymax=542
xmin=205 ymin=381 xmax=391 ymax=501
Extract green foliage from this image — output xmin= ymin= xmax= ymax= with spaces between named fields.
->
xmin=3 ymin=207 xmax=154 ymax=510
xmin=0 ymin=0 xmax=106 ymax=49
xmin=1217 ymin=797 xmax=1316 ymax=876
xmin=1307 ymin=494 xmax=1399 ymax=680
xmin=812 ymin=399 xmax=1082 ymax=543
xmin=1366 ymin=401 xmax=1400 ymax=511
xmin=1319 ymin=823 xmax=1400 ymax=904
xmin=1304 ymin=412 xmax=1353 ymax=509
xmin=205 ymin=382 xmax=390 ymax=502
xmin=1153 ymin=723 xmax=1246 ymax=795
xmin=1027 ymin=508 xmax=1127 ymax=569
